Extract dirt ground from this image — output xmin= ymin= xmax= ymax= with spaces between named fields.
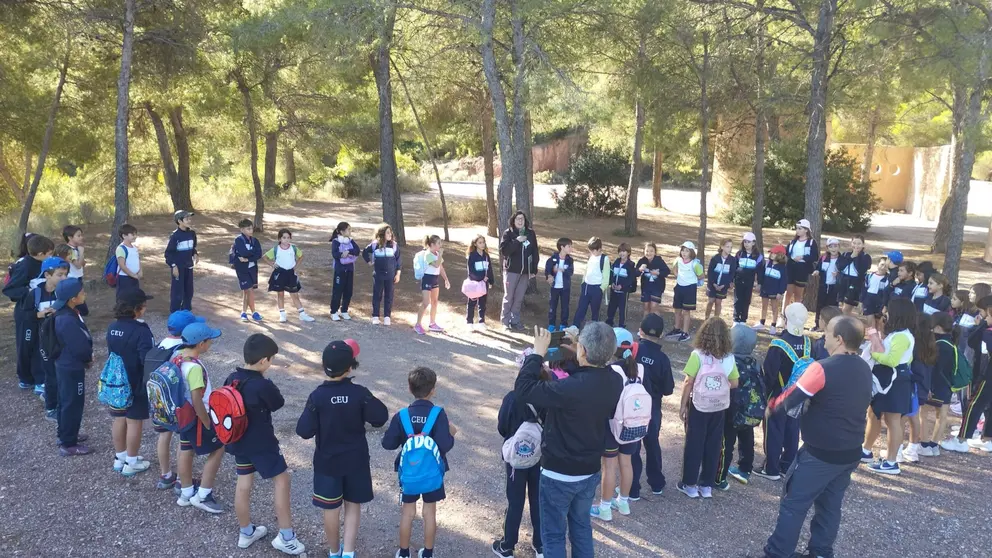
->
xmin=1 ymin=187 xmax=991 ymax=558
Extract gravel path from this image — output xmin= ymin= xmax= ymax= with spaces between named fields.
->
xmin=1 ymin=199 xmax=990 ymax=558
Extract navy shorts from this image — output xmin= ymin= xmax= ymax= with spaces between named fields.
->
xmin=707 ymin=285 xmax=728 ymax=300
xmin=401 ymin=485 xmax=446 ymax=504
xmin=673 ymin=284 xmax=697 ymax=310
xmin=268 ymin=267 xmax=302 ymax=293
xmin=619 ymin=440 xmax=641 ymax=456
xmin=154 ymin=425 xmax=171 ymax=434
xmin=107 ymin=387 xmax=149 ymax=420
xmin=862 ymin=294 xmax=884 ymax=316
xmin=179 ymin=422 xmax=224 ymax=456
xmin=235 ymin=451 xmax=288 ymax=480
xmin=313 ymin=468 xmax=375 ymax=509
xmin=421 ymin=274 xmax=439 ymax=291
xmin=237 ymin=266 xmax=259 ymax=290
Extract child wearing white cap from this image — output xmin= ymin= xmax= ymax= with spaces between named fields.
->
xmin=781 ymin=219 xmax=819 ymax=327
xmin=733 ymin=232 xmax=763 ymax=326
xmin=665 ymin=241 xmax=704 ymax=342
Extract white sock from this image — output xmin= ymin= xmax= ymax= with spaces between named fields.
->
xmin=619 ymin=496 xmax=629 ymax=503
xmin=197 ymin=486 xmax=212 ymax=500
xmin=126 ymin=455 xmax=138 ymax=466
xmin=600 ymin=500 xmax=610 ymax=508
xmin=115 ymin=451 xmax=127 ymax=462
xmin=181 ymin=486 xmax=195 ymax=498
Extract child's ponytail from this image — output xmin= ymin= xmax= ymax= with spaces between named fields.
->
xmin=614 ymin=345 xmax=639 ymax=381
xmin=330 ymin=221 xmax=350 ymax=242
xmin=424 ymin=234 xmax=440 ymax=248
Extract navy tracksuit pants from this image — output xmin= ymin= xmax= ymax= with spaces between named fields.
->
xmin=572 ymin=284 xmax=603 ymax=327
xmin=762 ymin=412 xmax=800 ymax=475
xmin=467 ymin=294 xmax=488 ymax=323
xmin=501 ymin=463 xmax=542 ymax=550
xmin=331 ymin=269 xmax=354 ymax=313
xmin=548 ymin=286 xmax=570 ymax=328
xmin=606 ymin=290 xmax=629 ymax=328
xmin=733 ymin=282 xmax=754 ymax=323
xmin=718 ymin=424 xmax=756 ymax=483
xmin=41 ymin=353 xmax=58 ymax=412
xmin=631 ymin=406 xmax=665 ymax=497
xmin=116 ymin=275 xmax=140 ymax=302
xmin=372 ymin=273 xmax=395 ymax=317
xmin=15 ymin=316 xmax=40 ymax=386
xmin=170 ymin=266 xmax=194 ymax=312
xmin=682 ymin=405 xmax=725 ymax=487
xmin=56 ymin=365 xmax=86 ymax=447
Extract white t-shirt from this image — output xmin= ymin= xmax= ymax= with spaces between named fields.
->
xmin=820 ymin=257 xmax=838 ymax=285
xmin=424 ymin=250 xmax=441 ymax=276
xmin=790 ymin=240 xmax=807 ymax=260
xmin=158 ymin=337 xmax=183 ymax=350
xmin=181 ymin=360 xmax=212 ymax=407
xmin=265 ymin=244 xmax=301 ymax=270
xmin=68 ymin=246 xmax=84 ymax=278
xmin=865 ymin=273 xmax=886 ymax=294
xmin=584 ymin=255 xmax=603 ymax=286
xmin=115 ymin=243 xmax=140 ymax=275
xmin=675 ymin=259 xmax=703 ymax=287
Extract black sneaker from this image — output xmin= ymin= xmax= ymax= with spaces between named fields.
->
xmin=491 ymin=540 xmax=514 ymax=557
xmin=752 ymin=468 xmax=781 ymax=481
xmin=664 ymin=328 xmax=681 ymax=339
xmin=510 ymin=322 xmax=526 ymax=332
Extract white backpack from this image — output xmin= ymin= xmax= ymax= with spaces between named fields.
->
xmin=691 ymin=353 xmax=731 ymax=412
xmin=502 ymin=404 xmax=543 ymax=469
xmin=609 ymin=364 xmax=653 ymax=444
xmin=413 ymin=250 xmax=428 ymax=280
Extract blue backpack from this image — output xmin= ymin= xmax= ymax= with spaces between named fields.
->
xmin=98 ymin=353 xmax=132 ymax=410
xmin=398 ymin=406 xmax=445 ymax=496
xmin=413 ymin=250 xmax=428 ymax=280
xmin=770 ymin=336 xmax=814 ymax=389
xmin=146 ymin=355 xmax=198 ymax=433
xmin=103 ymin=245 xmax=127 ymax=287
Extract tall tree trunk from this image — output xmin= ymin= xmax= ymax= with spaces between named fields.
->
xmin=235 ymin=73 xmax=265 ymax=231
xmin=525 ymin=111 xmax=534 ymax=214
xmin=283 ymin=145 xmax=296 ymax=188
xmin=625 ymin=96 xmax=645 ymax=235
xmin=984 ymin=214 xmax=992 ymax=265
xmin=697 ymin=35 xmax=711 ymax=262
xmin=109 ymin=0 xmax=136 ymax=258
xmin=169 ymin=105 xmax=193 ymax=210
xmin=803 ymin=0 xmax=837 ymax=244
xmin=861 ymin=107 xmax=879 ymax=182
xmin=392 ymin=58 xmax=450 ymax=241
xmin=651 ymin=149 xmax=663 ymax=208
xmin=370 ymin=1 xmax=405 ymax=245
xmin=17 ymin=39 xmax=70 ymax=242
xmin=0 ymin=143 xmax=26 ymax=203
xmin=510 ymin=3 xmax=530 ymax=218
xmin=145 ymin=102 xmax=182 ymax=210
xmin=263 ymin=131 xmax=278 ymax=197
xmin=482 ymin=96 xmax=498 ymax=237
xmin=752 ymin=7 xmax=767 ymax=252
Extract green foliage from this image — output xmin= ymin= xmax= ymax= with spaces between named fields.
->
xmin=424 ymin=198 xmax=488 ymax=225
xmin=552 ymin=146 xmax=629 ymax=217
xmin=726 ymin=142 xmax=880 ymax=233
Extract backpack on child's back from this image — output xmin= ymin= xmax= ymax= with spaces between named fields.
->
xmin=692 ymin=353 xmax=731 ymax=413
xmin=413 ymin=250 xmax=428 ymax=280
xmin=209 ymin=379 xmax=249 ymax=444
xmin=98 ymin=353 xmax=132 ymax=410
xmin=398 ymin=406 xmax=446 ymax=495
xmin=502 ymin=404 xmax=543 ymax=469
xmin=770 ymin=336 xmax=814 ymax=418
xmin=609 ymin=363 xmax=652 ymax=443
xmin=732 ymin=355 xmax=766 ymax=428
xmin=146 ymin=355 xmax=198 ymax=433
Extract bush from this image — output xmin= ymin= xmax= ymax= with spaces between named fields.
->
xmin=425 ymin=198 xmax=489 ymax=225
xmin=330 ymin=171 xmax=429 ymax=200
xmin=552 ymin=146 xmax=629 ymax=217
xmin=726 ymin=142 xmax=880 ymax=233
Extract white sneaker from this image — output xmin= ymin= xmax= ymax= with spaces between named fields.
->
xmin=238 ymin=525 xmax=268 ymax=549
xmin=895 ymin=448 xmax=905 ymax=463
xmin=917 ymin=445 xmax=934 ymax=457
xmin=271 ymin=534 xmax=306 ymax=555
xmin=113 ymin=458 xmax=125 ymax=473
xmin=372 ymin=317 xmax=381 ymax=325
xmin=176 ymin=490 xmax=194 ymax=507
xmin=940 ymin=438 xmax=970 ymax=453
xmin=279 ymin=311 xmax=288 ymax=323
xmin=298 ymin=311 xmax=315 ymax=322
xmin=967 ymin=439 xmax=992 ymax=452
xmin=122 ymin=459 xmax=151 ymax=477
xmin=752 ymin=322 xmax=766 ymax=331
xmin=341 ymin=312 xmax=352 ymax=320
xmin=902 ymin=443 xmax=920 ymax=462
xmin=699 ymin=486 xmax=713 ymax=499
xmin=769 ymin=326 xmax=778 ymax=335
xmin=331 ymin=312 xmax=341 ymax=321
xmin=930 ymin=445 xmax=940 ymax=456
xmin=384 ymin=317 xmax=391 ymax=326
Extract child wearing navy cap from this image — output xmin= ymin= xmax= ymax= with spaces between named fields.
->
xmin=297 ymin=339 xmax=388 ymax=558
xmin=52 ymin=278 xmax=92 ymax=456
xmin=226 ymin=334 xmax=305 ymax=555
xmin=382 ymin=367 xmax=457 ymax=558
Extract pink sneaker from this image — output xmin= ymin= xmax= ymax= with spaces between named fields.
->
xmin=414 ymin=324 xmax=426 ymax=335
xmin=429 ymin=323 xmax=445 ymax=333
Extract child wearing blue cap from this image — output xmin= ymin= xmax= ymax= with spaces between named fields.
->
xmin=19 ymin=257 xmax=70 ymax=414
xmin=147 ymin=310 xmax=204 ymax=489
xmin=52 ymin=279 xmax=93 ymax=456
xmin=175 ymin=321 xmax=226 ymax=513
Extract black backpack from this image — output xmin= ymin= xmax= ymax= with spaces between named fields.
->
xmin=38 ymin=313 xmax=61 ymax=362
xmin=732 ymin=356 xmax=767 ymax=428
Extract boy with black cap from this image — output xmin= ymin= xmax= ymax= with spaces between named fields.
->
xmin=165 ymin=210 xmax=199 ymax=312
xmin=630 ymin=313 xmax=674 ymax=498
xmin=297 ymin=339 xmax=388 ymax=558
xmin=52 ymin=278 xmax=92 ymax=456
xmin=224 ymin=333 xmax=305 ymax=555
xmin=175 ymin=321 xmax=225 ymax=514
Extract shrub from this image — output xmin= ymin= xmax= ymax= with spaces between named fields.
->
xmin=330 ymin=171 xmax=429 ymax=199
xmin=552 ymin=146 xmax=629 ymax=217
xmin=726 ymin=142 xmax=880 ymax=233
xmin=425 ymin=198 xmax=489 ymax=225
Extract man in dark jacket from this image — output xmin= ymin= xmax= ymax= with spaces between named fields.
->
xmin=515 ymin=322 xmax=623 ymax=558
xmin=500 ymin=211 xmax=539 ymax=331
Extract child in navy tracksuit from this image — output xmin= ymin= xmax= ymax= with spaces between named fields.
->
xmin=861 ymin=258 xmax=890 ymax=329
xmin=466 ymin=235 xmax=496 ymax=327
xmin=545 ymin=238 xmax=574 ymax=330
xmin=362 ymin=223 xmax=402 ymax=325
xmin=298 ymin=339 xmax=388 ymax=558
xmin=922 ymin=272 xmax=952 ymax=316
xmin=606 ymin=243 xmax=638 ymax=328
xmin=572 ymin=237 xmax=611 ymax=328
xmin=22 ymin=257 xmax=70 ymax=417
xmin=887 ymin=261 xmax=917 ymax=305
xmin=733 ymin=233 xmax=762 ymax=325
xmin=630 ymin=314 xmax=674 ymax=498
xmin=812 ymin=237 xmax=842 ymax=330
xmin=705 ymin=239 xmax=737 ymax=320
xmin=911 ymin=261 xmax=935 ymax=311
xmin=229 ymin=334 xmax=306 ymax=554
xmin=331 ymin=221 xmax=361 ymax=320
xmin=756 ymin=245 xmax=788 ymax=333
xmin=492 ymin=375 xmax=548 ymax=557
xmin=382 ymin=367 xmax=456 ymax=558
xmin=837 ymin=235 xmax=871 ymax=313
xmin=165 ymin=210 xmax=198 ymax=312
xmin=636 ymin=242 xmax=669 ymax=316
xmin=106 ymin=289 xmax=155 ymax=476
xmin=52 ymin=279 xmax=93 ymax=456
xmin=232 ymin=219 xmax=264 ymax=322
xmin=4 ymin=233 xmax=54 ymax=391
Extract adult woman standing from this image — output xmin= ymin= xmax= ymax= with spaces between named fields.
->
xmin=780 ymin=219 xmax=819 ymax=328
xmin=500 ymin=211 xmax=538 ymax=331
